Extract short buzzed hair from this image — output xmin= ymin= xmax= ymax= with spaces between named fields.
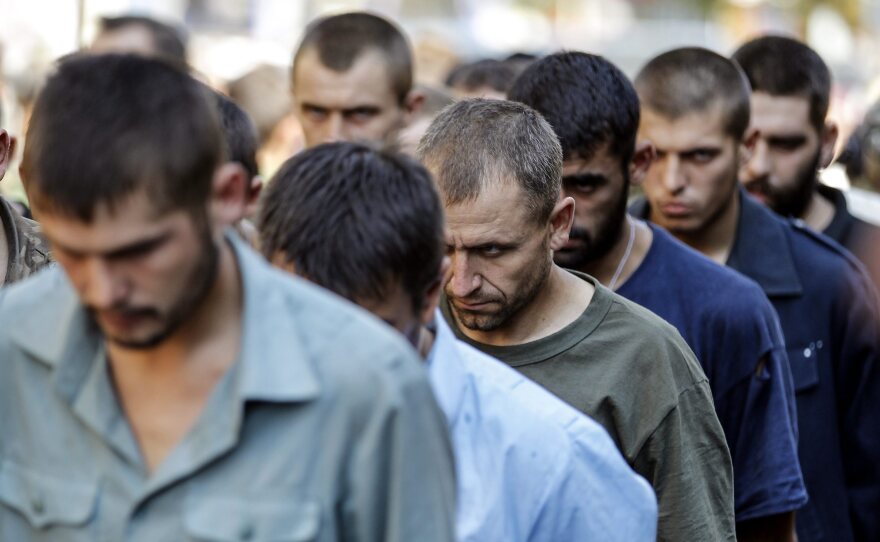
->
xmin=99 ymin=15 xmax=187 ymax=65
xmin=732 ymin=36 xmax=831 ymax=132
xmin=635 ymin=47 xmax=752 ymax=140
xmin=259 ymin=143 xmax=443 ymax=312
xmin=418 ymin=99 xmax=562 ymax=224
xmin=293 ymin=12 xmax=412 ymax=103
xmin=445 ymin=59 xmax=518 ymax=95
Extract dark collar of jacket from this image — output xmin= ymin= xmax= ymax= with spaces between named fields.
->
xmin=1 ymin=196 xmax=51 ymax=285
xmin=629 ymin=188 xmax=803 ymax=297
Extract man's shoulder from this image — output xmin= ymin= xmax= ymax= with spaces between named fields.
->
xmin=243 ymin=256 xmax=426 ymax=392
xmin=786 ymin=218 xmax=870 ymax=280
xmin=647 ymin=226 xmax=771 ymax=311
xmin=3 ymin=199 xmax=53 ymax=284
xmin=453 ymin=337 xmax=612 ymax=444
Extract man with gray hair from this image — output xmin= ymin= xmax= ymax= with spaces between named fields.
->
xmin=419 ymin=98 xmax=736 ymax=542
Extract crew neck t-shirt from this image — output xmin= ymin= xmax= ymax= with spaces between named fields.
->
xmin=441 ymin=273 xmax=736 ymax=542
xmin=617 ymin=223 xmax=806 ymax=521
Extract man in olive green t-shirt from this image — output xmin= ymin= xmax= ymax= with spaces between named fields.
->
xmin=419 ymin=98 xmax=735 ymax=542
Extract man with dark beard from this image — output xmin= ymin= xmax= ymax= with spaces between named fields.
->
xmin=734 ymin=35 xmax=880 ymax=291
xmin=509 ymin=52 xmax=805 ymax=542
xmin=419 ymin=98 xmax=736 ymax=542
xmin=632 ymin=47 xmax=880 ymax=542
xmin=0 ymin=54 xmax=456 ymax=540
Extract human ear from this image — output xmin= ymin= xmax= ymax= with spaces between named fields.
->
xmin=629 ymin=140 xmax=656 ymax=186
xmin=210 ymin=162 xmax=249 ymax=230
xmin=739 ymin=127 xmax=760 ymax=169
xmin=548 ymin=196 xmax=576 ymax=251
xmin=419 ymin=256 xmax=450 ymax=325
xmin=402 ymin=89 xmax=426 ymax=125
xmin=0 ymin=130 xmax=13 ymax=181
xmin=819 ymin=121 xmax=839 ymax=169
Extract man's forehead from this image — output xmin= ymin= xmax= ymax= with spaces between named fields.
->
xmin=641 ymin=106 xmax=730 ymax=148
xmin=444 ymin=185 xmax=533 ymax=241
xmin=293 ymin=47 xmax=397 ymax=105
xmin=750 ymin=92 xmax=812 ymax=130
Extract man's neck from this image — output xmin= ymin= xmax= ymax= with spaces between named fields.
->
xmin=106 ymin=239 xmax=244 ymax=474
xmin=456 ymin=265 xmax=594 ymax=347
xmin=801 ymin=190 xmax=836 ymax=232
xmin=577 ymin=215 xmax=653 ymax=290
xmin=659 ymin=194 xmax=740 ymax=265
xmin=107 ymin=239 xmax=243 ymax=377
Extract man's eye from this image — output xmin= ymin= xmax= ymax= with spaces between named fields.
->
xmin=347 ymin=109 xmax=378 ymax=123
xmin=303 ymin=106 xmax=327 ymax=120
xmin=689 ymin=151 xmax=716 ymax=164
xmin=482 ymin=245 xmax=503 ymax=256
xmin=563 ymin=176 xmax=600 ymax=194
xmin=770 ymin=139 xmax=804 ymax=152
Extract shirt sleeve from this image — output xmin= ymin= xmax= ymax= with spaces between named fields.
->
xmin=528 ymin=420 xmax=658 ymax=542
xmin=340 ymin=351 xmax=457 ymax=542
xmin=833 ymin=269 xmax=880 ymax=542
xmin=632 ymin=379 xmax=737 ymax=542
xmin=712 ymin=304 xmax=807 ymax=520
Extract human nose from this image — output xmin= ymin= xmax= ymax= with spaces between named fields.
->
xmin=447 ymin=252 xmax=481 ymax=298
xmin=80 ymin=258 xmax=126 ymax=309
xmin=744 ymin=139 xmax=770 ymax=182
xmin=662 ymin=155 xmax=686 ymax=194
xmin=322 ymin=114 xmax=345 ymax=144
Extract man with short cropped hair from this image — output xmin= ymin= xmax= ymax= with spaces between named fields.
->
xmin=259 ymin=141 xmax=658 ymax=542
xmin=509 ymin=51 xmax=805 ymax=542
xmin=734 ymin=35 xmax=880 ymax=291
xmin=632 ymin=47 xmax=880 ymax=542
xmin=291 ymin=12 xmax=423 ymax=148
xmin=91 ymin=14 xmax=187 ymax=66
xmin=420 ymin=98 xmax=736 ymax=542
xmin=0 ymin=53 xmax=456 ymax=540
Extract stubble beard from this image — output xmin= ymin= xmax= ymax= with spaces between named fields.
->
xmin=100 ymin=220 xmax=221 ymax=350
xmin=451 ymin=242 xmax=552 ymax=333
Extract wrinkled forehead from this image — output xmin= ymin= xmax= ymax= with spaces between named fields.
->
xmin=443 ymin=182 xmax=536 ymax=243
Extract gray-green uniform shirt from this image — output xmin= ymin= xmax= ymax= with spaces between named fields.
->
xmin=0 ymin=234 xmax=456 ymax=541
xmin=442 ymin=272 xmax=735 ymax=542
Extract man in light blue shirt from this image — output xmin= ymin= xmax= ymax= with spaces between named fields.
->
xmin=259 ymin=141 xmax=659 ymax=541
xmin=0 ymin=54 xmax=455 ymax=541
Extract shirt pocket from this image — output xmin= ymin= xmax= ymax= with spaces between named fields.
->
xmin=184 ymin=496 xmax=322 ymax=542
xmin=787 ymin=344 xmax=821 ymax=393
xmin=0 ymin=458 xmax=97 ymax=529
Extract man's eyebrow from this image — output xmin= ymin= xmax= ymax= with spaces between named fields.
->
xmin=563 ymin=173 xmax=607 ymax=183
xmin=52 ymin=232 xmax=171 ymax=259
xmin=767 ymin=134 xmax=808 ymax=144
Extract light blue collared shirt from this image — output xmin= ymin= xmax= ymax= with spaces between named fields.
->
xmin=427 ymin=311 xmax=658 ymax=542
xmin=0 ymin=235 xmax=456 ymax=541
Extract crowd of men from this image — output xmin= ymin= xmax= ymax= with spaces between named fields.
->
xmin=0 ymin=10 xmax=878 ymax=542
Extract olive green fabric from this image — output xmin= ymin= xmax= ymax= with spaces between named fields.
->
xmin=441 ymin=271 xmax=735 ymax=542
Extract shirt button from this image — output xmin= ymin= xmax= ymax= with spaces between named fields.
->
xmin=804 ymin=348 xmax=812 ymax=358
xmin=239 ymin=524 xmax=255 ymax=541
xmin=31 ymin=496 xmax=45 ymax=515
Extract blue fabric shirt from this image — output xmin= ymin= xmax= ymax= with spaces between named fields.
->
xmin=616 ymin=223 xmax=806 ymax=522
xmin=633 ymin=190 xmax=880 ymax=542
xmin=427 ymin=311 xmax=658 ymax=542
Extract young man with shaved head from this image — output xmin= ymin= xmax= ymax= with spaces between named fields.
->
xmin=291 ymin=12 xmax=422 ymax=148
xmin=509 ymin=51 xmax=805 ymax=542
xmin=632 ymin=47 xmax=880 ymax=542
xmin=420 ymin=98 xmax=736 ymax=542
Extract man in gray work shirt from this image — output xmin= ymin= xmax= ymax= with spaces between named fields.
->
xmin=0 ymin=54 xmax=455 ymax=541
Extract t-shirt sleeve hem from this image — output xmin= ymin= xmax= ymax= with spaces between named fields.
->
xmin=733 ymin=492 xmax=809 ymax=522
